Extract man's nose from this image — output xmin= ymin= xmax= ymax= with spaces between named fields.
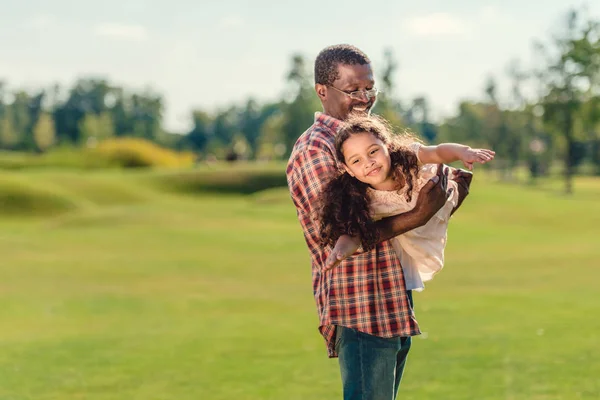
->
xmin=355 ymin=93 xmax=370 ymax=102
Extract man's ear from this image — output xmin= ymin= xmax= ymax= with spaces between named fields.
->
xmin=342 ymin=164 xmax=354 ymax=177
xmin=315 ymin=84 xmax=327 ymax=100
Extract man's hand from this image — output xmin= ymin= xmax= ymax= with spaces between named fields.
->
xmin=324 ymin=234 xmax=361 ymax=271
xmin=450 ymin=168 xmax=473 ymax=215
xmin=412 ymin=163 xmax=452 ymax=224
xmin=459 ymin=148 xmax=495 ymax=170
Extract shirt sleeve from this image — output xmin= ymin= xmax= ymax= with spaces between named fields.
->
xmin=409 ymin=142 xmax=422 ymax=163
xmin=294 ymin=145 xmax=338 ymax=217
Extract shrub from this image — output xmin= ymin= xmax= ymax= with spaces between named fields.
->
xmin=94 ymin=138 xmax=195 ymax=168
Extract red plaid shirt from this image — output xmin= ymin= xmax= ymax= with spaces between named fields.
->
xmin=286 ymin=112 xmax=421 ymax=358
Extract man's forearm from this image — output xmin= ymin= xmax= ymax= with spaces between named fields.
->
xmin=371 ymin=166 xmax=449 ymax=246
xmin=373 ymin=208 xmax=427 ymax=243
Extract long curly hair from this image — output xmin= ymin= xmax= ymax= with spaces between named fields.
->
xmin=317 ymin=114 xmax=421 ymax=251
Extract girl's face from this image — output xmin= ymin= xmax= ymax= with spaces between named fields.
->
xmin=341 ymin=132 xmax=395 ymax=190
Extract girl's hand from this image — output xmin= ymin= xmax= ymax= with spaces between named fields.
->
xmin=460 ymin=148 xmax=495 ymax=170
xmin=324 ymin=234 xmax=361 ymax=270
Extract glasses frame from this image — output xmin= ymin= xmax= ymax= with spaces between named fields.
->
xmin=327 ymin=85 xmax=380 ymax=101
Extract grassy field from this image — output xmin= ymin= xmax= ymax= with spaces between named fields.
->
xmin=0 ymin=166 xmax=599 ymax=400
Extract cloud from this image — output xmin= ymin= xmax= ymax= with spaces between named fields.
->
xmin=93 ymin=23 xmax=147 ymax=41
xmin=405 ymin=12 xmax=469 ymax=37
xmin=219 ymin=16 xmax=244 ymax=29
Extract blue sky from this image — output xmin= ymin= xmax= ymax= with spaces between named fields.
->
xmin=1 ymin=0 xmax=598 ymax=132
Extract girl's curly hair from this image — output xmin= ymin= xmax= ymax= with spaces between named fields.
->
xmin=317 ymin=114 xmax=421 ymax=251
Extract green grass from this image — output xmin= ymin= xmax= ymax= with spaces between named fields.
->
xmin=0 ymin=167 xmax=599 ymax=399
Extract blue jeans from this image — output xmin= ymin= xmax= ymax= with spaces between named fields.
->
xmin=335 ymin=293 xmax=414 ymax=400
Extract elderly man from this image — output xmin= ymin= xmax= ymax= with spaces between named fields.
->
xmin=286 ymin=44 xmax=471 ymax=400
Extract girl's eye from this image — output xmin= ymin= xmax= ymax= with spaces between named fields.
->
xmin=370 ymin=149 xmax=378 ymax=155
xmin=352 ymin=159 xmax=359 ymax=164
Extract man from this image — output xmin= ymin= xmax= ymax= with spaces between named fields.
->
xmin=286 ymin=44 xmax=471 ymax=399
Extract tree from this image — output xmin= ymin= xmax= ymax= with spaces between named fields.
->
xmin=212 ymin=106 xmax=239 ymax=149
xmin=33 ymin=112 xmax=56 ymax=152
xmin=406 ymin=96 xmax=436 ymax=142
xmin=535 ymin=8 xmax=600 ymax=193
xmin=256 ymin=111 xmax=286 ymax=161
xmin=281 ymin=54 xmax=321 ymax=155
xmin=0 ymin=109 xmax=19 ymax=149
xmin=372 ymin=48 xmax=404 ymax=131
xmin=239 ymin=99 xmax=262 ymax=156
xmin=130 ymin=92 xmax=163 ymax=141
xmin=79 ymin=112 xmax=115 ymax=146
xmin=483 ymin=76 xmax=514 ymax=177
xmin=438 ymin=101 xmax=487 ymax=146
xmin=185 ymin=110 xmax=212 ymax=153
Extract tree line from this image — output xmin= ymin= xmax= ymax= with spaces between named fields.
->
xmin=1 ymin=8 xmax=598 ymax=193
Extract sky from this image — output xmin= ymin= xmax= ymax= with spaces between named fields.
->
xmin=1 ymin=0 xmax=599 ymax=132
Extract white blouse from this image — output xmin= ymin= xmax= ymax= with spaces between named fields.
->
xmin=368 ymin=164 xmax=459 ymax=291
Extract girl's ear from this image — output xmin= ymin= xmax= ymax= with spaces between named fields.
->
xmin=343 ymin=164 xmax=355 ymax=177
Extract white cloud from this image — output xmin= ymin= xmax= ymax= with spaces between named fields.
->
xmin=93 ymin=23 xmax=148 ymax=41
xmin=219 ymin=16 xmax=244 ymax=29
xmin=405 ymin=12 xmax=469 ymax=37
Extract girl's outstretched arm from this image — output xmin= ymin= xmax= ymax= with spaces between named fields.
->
xmin=417 ymin=143 xmax=495 ymax=170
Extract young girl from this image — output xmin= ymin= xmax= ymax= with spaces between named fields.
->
xmin=318 ymin=114 xmax=495 ymax=291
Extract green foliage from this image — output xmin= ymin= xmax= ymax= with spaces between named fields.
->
xmin=534 ymin=7 xmax=600 ymax=192
xmin=184 ymin=110 xmax=211 ymax=153
xmin=281 ymin=54 xmax=321 ymax=156
xmin=33 ymin=112 xmax=56 ymax=152
xmin=94 ymin=138 xmax=195 ymax=168
xmin=79 ymin=112 xmax=115 ymax=145
xmin=256 ymin=112 xmax=286 ymax=161
xmin=0 ymin=109 xmax=19 ymax=149
xmin=373 ymin=49 xmax=405 ymax=132
xmin=1 ymin=8 xmax=599 ymax=192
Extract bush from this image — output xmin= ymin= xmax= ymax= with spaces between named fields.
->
xmin=94 ymin=138 xmax=195 ymax=168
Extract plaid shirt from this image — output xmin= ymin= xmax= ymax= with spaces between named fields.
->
xmin=286 ymin=112 xmax=421 ymax=358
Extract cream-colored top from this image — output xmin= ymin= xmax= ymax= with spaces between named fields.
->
xmin=368 ymin=163 xmax=459 ymax=291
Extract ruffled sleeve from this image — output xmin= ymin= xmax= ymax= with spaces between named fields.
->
xmin=409 ymin=142 xmax=422 ymax=163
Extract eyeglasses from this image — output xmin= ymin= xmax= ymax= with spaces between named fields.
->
xmin=327 ymin=86 xmax=379 ymax=101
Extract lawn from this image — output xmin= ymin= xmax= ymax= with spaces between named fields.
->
xmin=0 ymin=167 xmax=598 ymax=399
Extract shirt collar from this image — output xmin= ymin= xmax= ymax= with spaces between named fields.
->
xmin=314 ymin=112 xmax=343 ymax=133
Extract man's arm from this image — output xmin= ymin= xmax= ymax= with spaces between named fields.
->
xmin=374 ymin=164 xmax=451 ymax=241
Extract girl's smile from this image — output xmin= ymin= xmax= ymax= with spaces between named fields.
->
xmin=341 ymin=132 xmax=396 ymax=191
